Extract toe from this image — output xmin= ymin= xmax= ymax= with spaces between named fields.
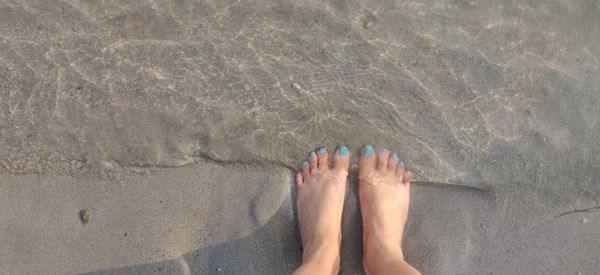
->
xmin=376 ymin=148 xmax=390 ymax=170
xmin=308 ymin=151 xmax=318 ymax=173
xmin=333 ymin=145 xmax=350 ymax=172
xmin=301 ymin=160 xmax=310 ymax=177
xmin=359 ymin=144 xmax=376 ymax=179
xmin=295 ymin=172 xmax=303 ymax=186
xmin=395 ymin=160 xmax=405 ymax=179
xmin=387 ymin=152 xmax=399 ymax=171
xmin=403 ymin=170 xmax=412 ymax=185
xmin=316 ymin=146 xmax=329 ymax=171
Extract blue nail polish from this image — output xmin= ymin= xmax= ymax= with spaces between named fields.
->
xmin=302 ymin=160 xmax=308 ymax=167
xmin=392 ymin=153 xmax=398 ymax=160
xmin=318 ymin=147 xmax=326 ymax=154
xmin=309 ymin=152 xmax=317 ymax=158
xmin=363 ymin=145 xmax=373 ymax=156
xmin=338 ymin=146 xmax=348 ymax=156
xmin=400 ymin=160 xmax=405 ymax=166
xmin=382 ymin=148 xmax=389 ymax=153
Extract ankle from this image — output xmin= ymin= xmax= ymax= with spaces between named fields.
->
xmin=301 ymin=242 xmax=340 ymax=273
xmin=363 ymin=245 xmax=404 ymax=274
xmin=363 ymin=237 xmax=404 ymax=265
xmin=363 ymin=229 xmax=403 ymax=252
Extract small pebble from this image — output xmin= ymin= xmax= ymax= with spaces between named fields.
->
xmin=80 ymin=209 xmax=90 ymax=225
xmin=582 ymin=218 xmax=589 ymax=224
xmin=364 ymin=18 xmax=375 ymax=29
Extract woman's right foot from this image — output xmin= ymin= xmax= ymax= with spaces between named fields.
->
xmin=358 ymin=145 xmax=414 ymax=274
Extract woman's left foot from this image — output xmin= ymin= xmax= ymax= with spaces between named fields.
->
xmin=295 ymin=146 xmax=350 ymax=273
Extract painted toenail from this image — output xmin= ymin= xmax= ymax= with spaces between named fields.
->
xmin=400 ymin=160 xmax=405 ymax=166
xmin=338 ymin=146 xmax=348 ymax=156
xmin=318 ymin=147 xmax=326 ymax=154
xmin=382 ymin=148 xmax=389 ymax=153
xmin=302 ymin=160 xmax=308 ymax=167
xmin=392 ymin=153 xmax=398 ymax=160
xmin=309 ymin=152 xmax=317 ymax=158
xmin=363 ymin=145 xmax=373 ymax=156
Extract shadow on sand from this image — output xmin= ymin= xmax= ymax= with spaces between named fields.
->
xmin=87 ymin=180 xmax=492 ymax=275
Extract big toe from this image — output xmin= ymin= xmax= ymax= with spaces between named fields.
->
xmin=333 ymin=145 xmax=350 ymax=173
xmin=359 ymin=144 xmax=376 ymax=179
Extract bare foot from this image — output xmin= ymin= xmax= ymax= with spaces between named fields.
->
xmin=359 ymin=145 xmax=419 ymax=275
xmin=293 ymin=146 xmax=350 ymax=275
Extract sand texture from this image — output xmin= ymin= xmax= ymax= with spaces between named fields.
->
xmin=1 ymin=0 xmax=599 ymax=274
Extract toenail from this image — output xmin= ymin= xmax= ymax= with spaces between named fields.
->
xmin=309 ymin=152 xmax=317 ymax=158
xmin=338 ymin=145 xmax=348 ymax=156
xmin=382 ymin=148 xmax=389 ymax=153
xmin=363 ymin=145 xmax=374 ymax=156
xmin=400 ymin=160 xmax=405 ymax=166
xmin=302 ymin=160 xmax=308 ymax=167
xmin=318 ymin=147 xmax=326 ymax=154
xmin=392 ymin=153 xmax=398 ymax=160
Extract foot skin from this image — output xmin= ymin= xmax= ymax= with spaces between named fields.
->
xmin=293 ymin=146 xmax=350 ymax=275
xmin=359 ymin=145 xmax=418 ymax=275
